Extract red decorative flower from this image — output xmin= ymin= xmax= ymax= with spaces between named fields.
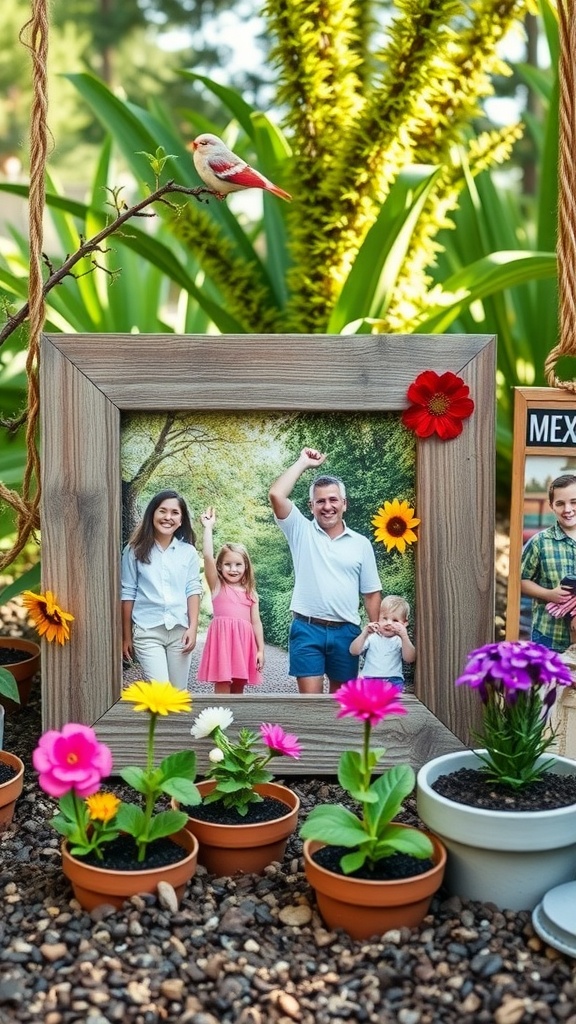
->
xmin=402 ymin=370 xmax=474 ymax=440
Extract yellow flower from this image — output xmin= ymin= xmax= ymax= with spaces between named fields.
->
xmin=21 ymin=590 xmax=74 ymax=645
xmin=371 ymin=499 xmax=421 ymax=554
xmin=85 ymin=792 xmax=121 ymax=823
xmin=121 ymin=679 xmax=192 ymax=715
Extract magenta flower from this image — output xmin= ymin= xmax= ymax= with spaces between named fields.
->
xmin=334 ymin=678 xmax=407 ymax=726
xmin=33 ymin=723 xmax=113 ymax=798
xmin=260 ymin=723 xmax=302 ymax=759
xmin=454 ymin=640 xmax=574 ymax=788
xmin=455 ymin=640 xmax=573 ymax=703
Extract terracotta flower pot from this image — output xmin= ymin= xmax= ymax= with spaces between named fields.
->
xmin=182 ymin=780 xmax=300 ymax=875
xmin=0 ymin=751 xmax=25 ymax=825
xmin=303 ymin=827 xmax=447 ymax=940
xmin=0 ymin=638 xmax=41 ymax=713
xmin=61 ymin=827 xmax=199 ymax=912
xmin=416 ymin=749 xmax=576 ymax=911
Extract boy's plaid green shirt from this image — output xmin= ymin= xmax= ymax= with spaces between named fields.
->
xmin=521 ymin=523 xmax=576 ymax=651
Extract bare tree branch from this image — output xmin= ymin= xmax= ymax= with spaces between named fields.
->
xmin=0 ymin=181 xmax=216 ymax=347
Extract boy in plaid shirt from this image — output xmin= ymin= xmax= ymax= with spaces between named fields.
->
xmin=521 ymin=474 xmax=576 ymax=651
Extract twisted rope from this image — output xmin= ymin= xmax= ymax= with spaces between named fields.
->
xmin=0 ymin=0 xmax=47 ymax=571
xmin=545 ymin=0 xmax=576 ymax=390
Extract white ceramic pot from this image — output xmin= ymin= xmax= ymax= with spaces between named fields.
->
xmin=416 ymin=750 xmax=576 ymax=911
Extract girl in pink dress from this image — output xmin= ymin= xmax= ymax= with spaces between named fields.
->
xmin=197 ymin=508 xmax=264 ymax=694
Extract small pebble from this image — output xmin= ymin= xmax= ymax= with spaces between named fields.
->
xmin=278 ymin=904 xmax=312 ymax=926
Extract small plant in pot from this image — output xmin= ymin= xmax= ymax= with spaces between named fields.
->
xmin=33 ymin=679 xmax=202 ymax=910
xmin=0 ymin=638 xmax=40 ymax=712
xmin=416 ymin=640 xmax=576 ymax=911
xmin=180 ymin=707 xmax=302 ymax=874
xmin=0 ymin=666 xmax=24 ymax=824
xmin=0 ymin=666 xmax=21 ymax=724
xmin=300 ymin=678 xmax=446 ymax=939
xmin=435 ymin=640 xmax=575 ymax=806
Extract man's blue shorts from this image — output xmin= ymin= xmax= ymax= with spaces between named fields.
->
xmin=288 ymin=616 xmax=361 ymax=682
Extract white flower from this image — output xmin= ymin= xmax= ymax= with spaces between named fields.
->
xmin=208 ymin=747 xmax=225 ymax=764
xmin=191 ymin=706 xmax=234 ymax=739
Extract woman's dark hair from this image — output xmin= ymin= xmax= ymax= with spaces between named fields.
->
xmin=129 ymin=490 xmax=196 ymax=563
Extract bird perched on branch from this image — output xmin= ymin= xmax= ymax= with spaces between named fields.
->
xmin=188 ymin=133 xmax=292 ymax=202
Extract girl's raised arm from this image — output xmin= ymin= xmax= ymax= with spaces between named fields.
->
xmin=200 ymin=507 xmax=219 ymax=593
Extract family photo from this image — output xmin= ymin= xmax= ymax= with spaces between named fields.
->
xmin=120 ymin=409 xmax=417 ymax=694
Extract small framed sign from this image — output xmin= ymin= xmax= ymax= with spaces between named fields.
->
xmin=507 ymin=387 xmax=576 ymax=644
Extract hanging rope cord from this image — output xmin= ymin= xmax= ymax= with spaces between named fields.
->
xmin=0 ymin=1 xmax=47 ymax=571
xmin=545 ymin=0 xmax=576 ymax=390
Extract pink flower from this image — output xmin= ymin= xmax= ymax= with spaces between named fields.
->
xmin=334 ymin=678 xmax=407 ymax=726
xmin=33 ymin=723 xmax=113 ymax=798
xmin=260 ymin=723 xmax=302 ymax=759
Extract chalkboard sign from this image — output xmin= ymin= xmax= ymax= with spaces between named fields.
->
xmin=507 ymin=388 xmax=576 ymax=643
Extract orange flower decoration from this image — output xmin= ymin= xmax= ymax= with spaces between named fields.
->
xmin=372 ymin=499 xmax=420 ymax=553
xmin=21 ymin=590 xmax=74 ymax=645
xmin=86 ymin=792 xmax=121 ymax=823
xmin=402 ymin=370 xmax=474 ymax=440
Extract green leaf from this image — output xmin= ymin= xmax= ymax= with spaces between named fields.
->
xmin=178 ymin=73 xmax=257 ymax=138
xmin=416 ymin=252 xmax=556 ymax=333
xmin=340 ymin=847 xmax=369 ymax=873
xmin=300 ymin=805 xmax=366 ymax=847
xmin=115 ymin=802 xmax=146 ymax=838
xmin=0 ymin=668 xmax=20 ymax=703
xmin=147 ymin=809 xmax=188 ymax=842
xmin=337 ymin=750 xmax=378 ymax=802
xmin=69 ymin=843 xmax=95 ymax=857
xmin=328 ymin=165 xmax=441 ymax=333
xmin=363 ymin=765 xmax=415 ymax=833
xmin=0 ymin=562 xmax=41 ymax=604
xmin=50 ymin=815 xmax=78 ymax=839
xmin=159 ymin=750 xmax=197 ymax=782
xmin=212 ymin=778 xmax=245 ymax=793
xmin=162 ymin=778 xmax=201 ymax=805
xmin=373 ymin=825 xmax=434 ymax=860
xmin=118 ymin=767 xmax=149 ymax=794
xmin=57 ymin=791 xmax=84 ymax=822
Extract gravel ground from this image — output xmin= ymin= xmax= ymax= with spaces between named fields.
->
xmin=2 ymin=678 xmax=576 ymax=1024
xmin=2 ymin=536 xmax=576 ymax=1024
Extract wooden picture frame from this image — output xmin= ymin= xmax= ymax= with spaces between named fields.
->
xmin=507 ymin=387 xmax=576 ymax=643
xmin=41 ymin=333 xmax=495 ymax=772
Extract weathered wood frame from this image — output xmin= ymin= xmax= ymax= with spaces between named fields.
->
xmin=507 ymin=386 xmax=576 ymax=641
xmin=40 ymin=333 xmax=495 ymax=772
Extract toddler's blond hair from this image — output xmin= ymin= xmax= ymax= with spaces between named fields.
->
xmin=380 ymin=595 xmax=410 ymax=620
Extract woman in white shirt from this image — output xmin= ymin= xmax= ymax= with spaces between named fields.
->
xmin=121 ymin=490 xmax=202 ymax=689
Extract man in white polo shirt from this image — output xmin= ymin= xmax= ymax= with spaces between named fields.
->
xmin=269 ymin=446 xmax=382 ymax=693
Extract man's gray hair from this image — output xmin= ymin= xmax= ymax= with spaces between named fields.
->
xmin=309 ymin=474 xmax=347 ymax=500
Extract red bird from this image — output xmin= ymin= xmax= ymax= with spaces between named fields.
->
xmin=189 ymin=133 xmax=292 ymax=202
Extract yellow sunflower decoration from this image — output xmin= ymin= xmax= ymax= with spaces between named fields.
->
xmin=21 ymin=589 xmax=74 ymax=645
xmin=372 ymin=499 xmax=420 ymax=553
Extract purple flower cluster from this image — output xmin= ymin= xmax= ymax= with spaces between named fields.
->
xmin=455 ymin=640 xmax=573 ymax=707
